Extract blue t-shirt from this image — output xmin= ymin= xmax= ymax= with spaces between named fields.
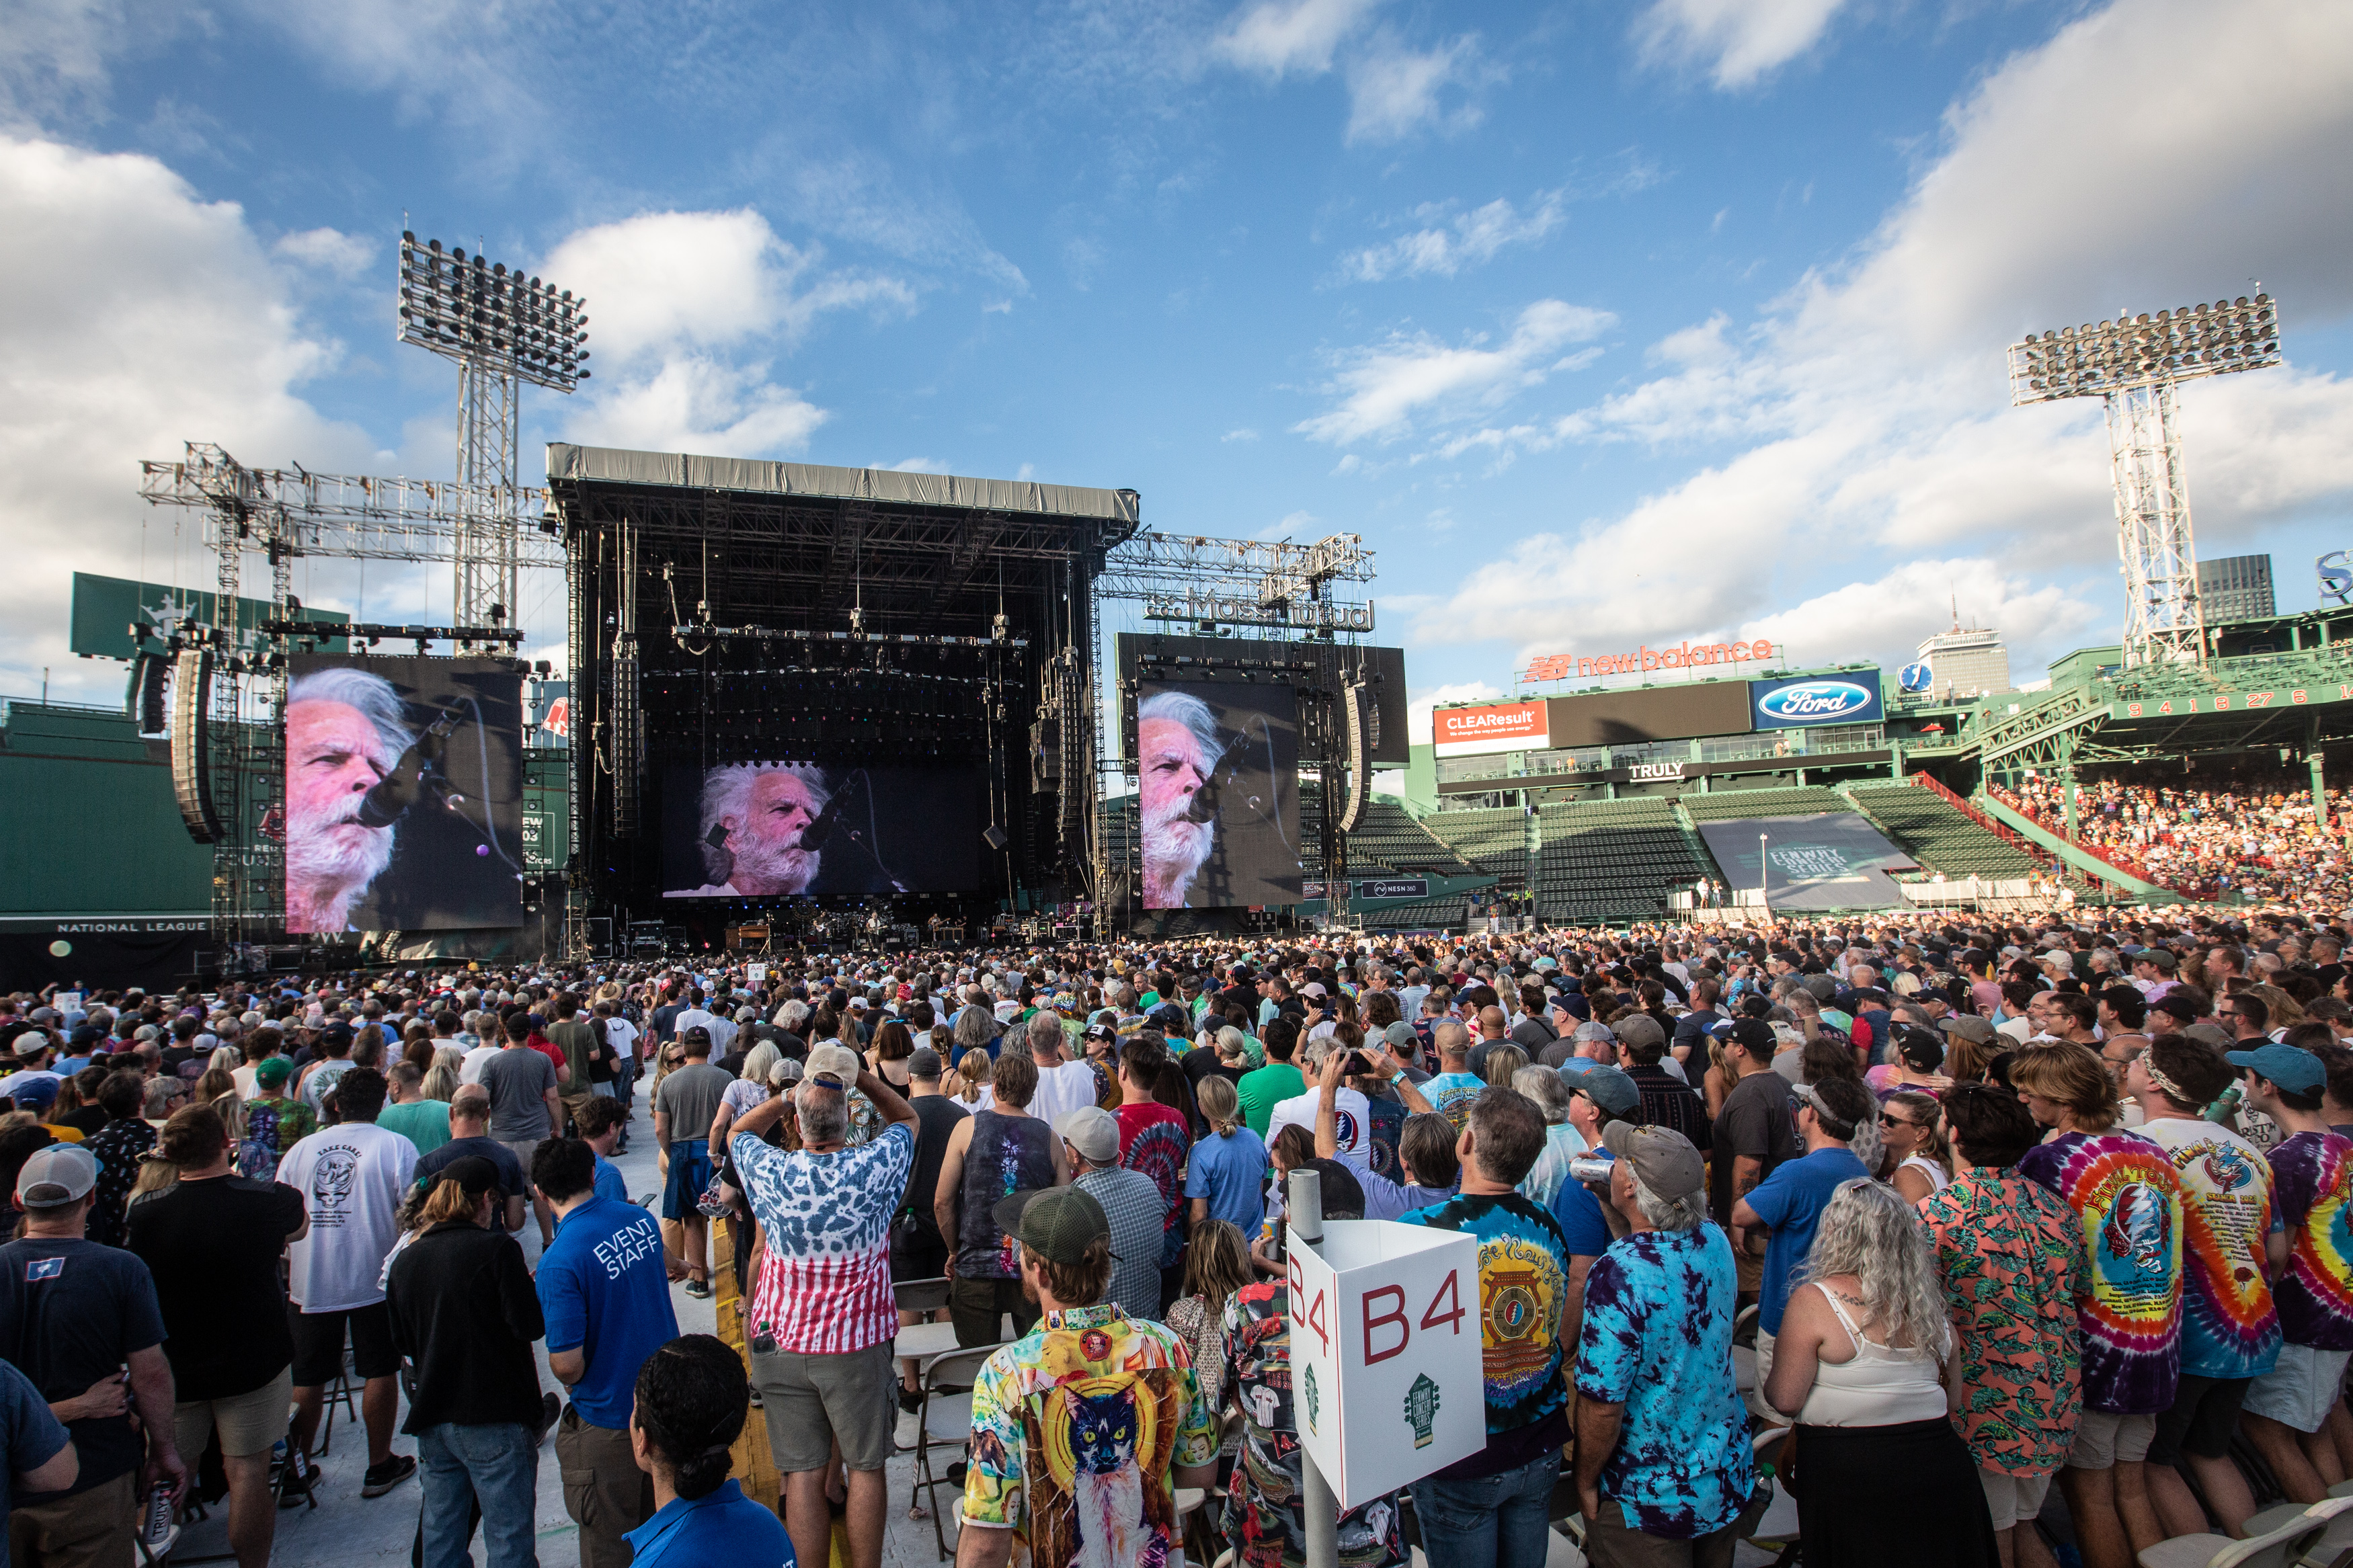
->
xmin=0 ymin=1359 xmax=70 ymax=1566
xmin=1424 ymin=1071 xmax=1485 ymax=1127
xmin=1400 ymin=1192 xmax=1571 ymax=1472
xmin=593 ymin=1155 xmax=628 ymax=1204
xmin=1550 ymin=1152 xmax=1615 ymax=1257
xmin=1575 ymin=1224 xmax=1756 ymax=1538
xmin=1183 ymin=1126 xmax=1269 ymax=1236
xmin=1742 ymin=1146 xmax=1871 ymax=1335
xmin=625 ymin=1477 xmax=796 ymax=1568
xmin=535 ymin=1196 xmax=681 ymax=1429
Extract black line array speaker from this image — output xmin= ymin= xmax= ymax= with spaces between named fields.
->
xmin=170 ymin=650 xmax=220 ymax=843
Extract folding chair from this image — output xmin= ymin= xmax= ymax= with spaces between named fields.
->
xmin=2136 ymin=1503 xmax=2335 ymax=1568
xmin=313 ymin=1355 xmax=360 ymax=1458
xmin=2235 ymin=1494 xmax=2353 ymax=1568
xmin=914 ymin=1344 xmax=1006 ymax=1561
xmin=892 ymin=1277 xmax=957 ymax=1365
xmin=1741 ymin=1427 xmax=1802 ymax=1568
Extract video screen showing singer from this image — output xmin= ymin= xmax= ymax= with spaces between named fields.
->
xmin=661 ymin=761 xmax=982 ymax=898
xmin=1136 ymin=682 xmax=1302 ymax=910
xmin=282 ymin=657 xmax=525 ymax=934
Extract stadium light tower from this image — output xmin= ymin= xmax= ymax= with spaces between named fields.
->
xmin=397 ymin=233 xmax=590 ymax=628
xmin=2007 ymin=293 xmax=2282 ymax=668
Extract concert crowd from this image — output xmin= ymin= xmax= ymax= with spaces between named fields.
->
xmin=1993 ymin=770 xmax=2350 ymax=906
xmin=3 ymin=897 xmax=2353 ymax=1568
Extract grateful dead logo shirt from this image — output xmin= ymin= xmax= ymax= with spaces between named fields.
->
xmin=2019 ymin=1129 xmax=2186 ymax=1413
xmin=2132 ymin=1118 xmax=2282 ymax=1380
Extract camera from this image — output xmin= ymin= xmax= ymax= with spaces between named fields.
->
xmin=1566 ymin=1155 xmax=1616 ymax=1186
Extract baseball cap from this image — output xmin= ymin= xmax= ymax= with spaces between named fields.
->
xmin=1571 ymin=1020 xmax=1616 ymax=1044
xmin=770 ymin=1059 xmax=805 ymax=1087
xmin=2227 ymin=1043 xmax=2325 ymax=1096
xmin=255 ymin=1056 xmax=293 ymax=1087
xmin=1567 ymin=1063 xmax=1640 ymax=1118
xmin=1802 ymin=975 xmax=1837 ymax=1002
xmin=321 ymin=1022 xmax=354 ymax=1048
xmin=1726 ymin=1018 xmax=1776 ymax=1057
xmin=907 ymin=1047 xmax=944 ymax=1079
xmin=1940 ymin=1016 xmax=1997 ymax=1046
xmin=2183 ymin=1022 xmax=2235 ymax=1052
xmin=1055 ymin=1106 xmax=1121 ymax=1165
xmin=432 ymin=1155 xmax=503 ymax=1198
xmin=1600 ymin=1122 xmax=1705 ymax=1210
xmin=1381 ymin=1021 xmax=1419 ymax=1053
xmin=1613 ymin=1015 xmax=1665 ymax=1052
xmin=1894 ymin=1027 xmax=1946 ymax=1073
xmin=1301 ymin=982 xmax=1328 ymax=998
xmin=2137 ymin=948 xmax=2179 ymax=971
xmin=807 ymin=1043 xmax=863 ymax=1085
xmin=15 ymin=1144 xmax=96 ymax=1209
xmin=990 ymin=1186 xmax=1111 ymax=1266
xmin=681 ymin=1025 xmax=712 ymax=1045
xmin=1082 ymin=1022 xmax=1117 ymax=1043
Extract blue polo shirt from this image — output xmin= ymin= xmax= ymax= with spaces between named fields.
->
xmin=594 ymin=1155 xmax=628 ymax=1204
xmin=624 ymin=1478 xmax=796 ymax=1568
xmin=534 ymin=1196 xmax=679 ymax=1429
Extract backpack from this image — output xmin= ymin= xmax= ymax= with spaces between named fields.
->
xmin=237 ymin=1100 xmax=285 ymax=1180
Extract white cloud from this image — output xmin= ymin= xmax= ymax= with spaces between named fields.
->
xmin=0 ymin=134 xmax=373 ymax=699
xmin=1254 ymin=509 xmax=1318 ymax=541
xmin=887 ymin=456 xmax=949 ymax=473
xmin=1736 ymin=559 xmax=2102 ymax=675
xmin=1634 ymin=0 xmax=1852 ymax=89
xmin=1293 ymin=300 xmax=1615 ymax=445
xmin=1223 ymin=427 xmax=1260 ymax=442
xmin=545 ymin=209 xmax=912 ymax=459
xmin=274 ymin=226 xmax=374 ymax=279
xmin=1341 ymin=189 xmax=1568 ymax=282
xmin=1211 ymin=0 xmax=1380 ymax=77
xmin=1407 ymin=680 xmax=1501 ymax=745
xmin=1344 ymin=33 xmax=1489 ymax=145
xmin=1414 ymin=0 xmax=2353 ymax=667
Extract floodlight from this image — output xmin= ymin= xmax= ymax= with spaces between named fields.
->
xmin=2008 ymin=296 xmax=2281 ymax=405
xmin=397 ymin=232 xmax=590 ymax=391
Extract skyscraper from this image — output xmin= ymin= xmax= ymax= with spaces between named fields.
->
xmin=2197 ymin=554 xmax=2276 ymax=623
xmin=1917 ymin=619 xmax=2011 ymax=698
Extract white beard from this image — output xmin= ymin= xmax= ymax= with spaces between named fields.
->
xmin=1142 ymin=803 xmax=1213 ymax=908
xmin=731 ymin=833 xmax=820 ymax=895
xmin=286 ymin=802 xmax=395 ymax=933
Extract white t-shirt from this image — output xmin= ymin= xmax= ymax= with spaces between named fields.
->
xmin=458 ymin=1044 xmax=502 ymax=1085
xmin=604 ymin=1018 xmax=639 ymax=1062
xmin=1026 ymin=1058 xmax=1104 ymax=1130
xmin=1267 ymin=1086 xmax=1373 ymax=1180
xmin=277 ymin=1121 xmax=420 ymax=1313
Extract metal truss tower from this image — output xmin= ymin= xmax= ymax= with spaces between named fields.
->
xmin=2008 ymin=293 xmax=2282 ymax=668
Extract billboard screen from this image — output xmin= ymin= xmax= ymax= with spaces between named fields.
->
xmin=1434 ymin=700 xmax=1547 ymax=757
xmin=661 ymin=761 xmax=983 ymax=897
xmin=1136 ymin=680 xmax=1302 ymax=909
xmin=1113 ymin=635 xmax=1408 ymax=768
xmin=1749 ymin=670 xmax=1884 ymax=730
xmin=284 ymin=655 xmax=524 ymax=933
xmin=1694 ymin=812 xmax=1913 ymax=911
xmin=1542 ymin=681 xmax=1754 ymax=749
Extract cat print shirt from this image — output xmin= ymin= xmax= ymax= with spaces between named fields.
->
xmin=2018 ymin=1129 xmax=2187 ymax=1413
xmin=962 ymin=1302 xmax=1218 ymax=1568
xmin=1220 ymin=1280 xmax=1408 ymax=1568
xmin=2133 ymin=1118 xmax=2282 ymax=1380
xmin=2266 ymin=1130 xmax=2353 ymax=1350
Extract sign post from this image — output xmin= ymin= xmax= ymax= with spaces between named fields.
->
xmin=1283 ymin=1180 xmax=1484 ymax=1515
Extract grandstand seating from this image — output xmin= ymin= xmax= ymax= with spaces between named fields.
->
xmin=1843 ymin=780 xmax=2045 ymax=880
xmin=1532 ymin=796 xmax=1709 ymax=925
xmin=1341 ymin=798 xmax=1484 ymax=878
xmin=1421 ymin=807 xmax=1529 ymax=889
xmin=1679 ymin=786 xmax=1851 ymax=822
xmin=1359 ymin=898 xmax=1472 ymax=930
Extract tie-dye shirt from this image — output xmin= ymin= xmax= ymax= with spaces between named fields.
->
xmin=2258 ymin=1130 xmax=2353 ymax=1351
xmin=1398 ymin=1192 xmax=1571 ymax=1467
xmin=2132 ymin=1118 xmax=2282 ymax=1380
xmin=1917 ymin=1171 xmax=2088 ymax=1475
xmin=2018 ymin=1129 xmax=2185 ymax=1413
xmin=1574 ymin=1223 xmax=1755 ymax=1538
xmin=961 ymin=1302 xmax=1218 ymax=1568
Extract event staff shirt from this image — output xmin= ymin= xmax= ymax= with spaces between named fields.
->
xmin=536 ymin=1196 xmax=680 ymax=1429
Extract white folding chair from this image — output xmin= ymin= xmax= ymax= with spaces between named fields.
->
xmin=2136 ymin=1503 xmax=2334 ymax=1568
xmin=2233 ymin=1494 xmax=2353 ymax=1568
xmin=914 ymin=1343 xmax=1006 ymax=1561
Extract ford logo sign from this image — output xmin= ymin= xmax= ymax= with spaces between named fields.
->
xmin=1758 ymin=681 xmax=1874 ymax=722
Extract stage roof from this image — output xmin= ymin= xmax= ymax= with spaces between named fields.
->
xmin=547 ymin=443 xmax=1140 ymax=526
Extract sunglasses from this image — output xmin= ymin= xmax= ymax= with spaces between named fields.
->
xmin=1878 ymin=1112 xmax=1919 ymax=1130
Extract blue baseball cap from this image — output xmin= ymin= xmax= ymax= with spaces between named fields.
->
xmin=2227 ymin=1044 xmax=2325 ymax=1096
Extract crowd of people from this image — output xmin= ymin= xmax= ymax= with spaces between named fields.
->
xmin=1995 ymin=770 xmax=2350 ymax=906
xmin=0 ymin=898 xmax=2351 ymax=1568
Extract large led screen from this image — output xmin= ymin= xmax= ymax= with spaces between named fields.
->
xmin=1136 ymin=681 xmax=1302 ymax=909
xmin=284 ymin=655 xmax=524 ymax=933
xmin=1544 ymin=681 xmax=1756 ymax=749
xmin=661 ymin=761 xmax=981 ymax=897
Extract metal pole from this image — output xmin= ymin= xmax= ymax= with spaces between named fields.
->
xmin=1287 ymin=1168 xmax=1338 ymax=1568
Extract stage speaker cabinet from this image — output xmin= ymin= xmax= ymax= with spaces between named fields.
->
xmin=129 ymin=651 xmax=169 ymax=737
xmin=1338 ymin=681 xmax=1372 ymax=833
xmin=1030 ymin=714 xmax=1061 ymax=788
xmin=170 ymin=649 xmax=220 ymax=844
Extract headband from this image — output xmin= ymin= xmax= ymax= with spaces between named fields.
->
xmin=2143 ymin=1059 xmax=2197 ymax=1107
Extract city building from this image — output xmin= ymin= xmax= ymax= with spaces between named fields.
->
xmin=1917 ymin=622 xmax=2011 ymax=698
xmin=2198 ymin=553 xmax=2276 ymax=623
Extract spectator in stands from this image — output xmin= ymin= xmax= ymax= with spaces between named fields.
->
xmin=2013 ymin=1042 xmax=2183 ymax=1568
xmin=1918 ymin=1085 xmax=2087 ymax=1568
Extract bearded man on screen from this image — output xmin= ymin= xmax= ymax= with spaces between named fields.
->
xmin=1139 ymin=690 xmax=1222 ymax=909
xmin=284 ymin=668 xmax=413 ymax=934
xmin=673 ymin=762 xmax=831 ymax=896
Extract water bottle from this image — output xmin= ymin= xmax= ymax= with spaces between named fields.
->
xmin=142 ymin=1485 xmax=174 ymax=1549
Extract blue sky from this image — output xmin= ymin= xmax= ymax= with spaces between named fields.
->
xmin=4 ymin=0 xmax=2351 ymax=736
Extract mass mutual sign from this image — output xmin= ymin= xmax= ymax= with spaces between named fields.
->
xmin=1751 ymin=671 xmax=1883 ymax=730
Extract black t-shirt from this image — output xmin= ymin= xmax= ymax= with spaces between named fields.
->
xmin=52 ymin=1105 xmax=108 ymax=1137
xmin=0 ymin=1238 xmax=166 ymax=1499
xmin=905 ymin=1095 xmax=970 ymax=1251
xmin=124 ymin=1176 xmax=305 ymax=1400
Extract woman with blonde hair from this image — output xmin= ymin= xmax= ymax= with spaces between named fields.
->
xmin=1765 ymin=1179 xmax=1995 ymax=1565
xmin=1878 ymin=1089 xmax=1952 ymax=1202
xmin=1161 ymin=1219 xmax=1254 ymax=1423
xmin=422 ymin=1046 xmax=465 ymax=1102
xmin=947 ymin=1048 xmax=995 ymax=1111
xmin=195 ymin=1063 xmax=245 ymax=1144
xmin=1185 ymin=1076 xmax=1269 ymax=1239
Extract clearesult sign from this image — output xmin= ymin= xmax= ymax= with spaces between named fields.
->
xmin=1433 ymin=700 xmax=1546 ymax=757
xmin=1750 ymin=669 xmax=1884 ymax=729
xmin=1286 ymin=1220 xmax=1484 ymax=1509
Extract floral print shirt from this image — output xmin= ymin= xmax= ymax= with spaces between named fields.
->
xmin=1917 ymin=1169 xmax=2088 ymax=1475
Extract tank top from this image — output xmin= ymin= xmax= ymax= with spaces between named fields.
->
xmin=1899 ymin=1155 xmax=1951 ymax=1194
xmin=955 ymin=1110 xmax=1057 ymax=1280
xmin=1794 ymin=1284 xmax=1949 ymax=1428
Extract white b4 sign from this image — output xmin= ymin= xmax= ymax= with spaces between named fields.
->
xmin=1286 ymin=1220 xmax=1485 ymax=1509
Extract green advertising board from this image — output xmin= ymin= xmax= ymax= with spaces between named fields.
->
xmin=69 ymin=573 xmax=349 ymax=661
